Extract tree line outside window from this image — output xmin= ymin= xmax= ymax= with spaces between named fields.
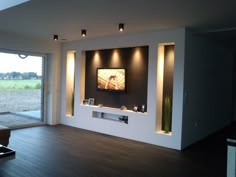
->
xmin=0 ymin=72 xmax=41 ymax=80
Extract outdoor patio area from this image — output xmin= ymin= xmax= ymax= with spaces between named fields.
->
xmin=0 ymin=88 xmax=43 ymax=128
xmin=0 ymin=111 xmax=42 ymax=129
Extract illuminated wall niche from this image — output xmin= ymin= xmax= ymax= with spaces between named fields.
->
xmin=66 ymin=51 xmax=76 ymax=116
xmin=156 ymin=43 xmax=175 ymax=134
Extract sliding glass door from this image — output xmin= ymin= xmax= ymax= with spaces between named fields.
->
xmin=0 ymin=52 xmax=45 ymax=128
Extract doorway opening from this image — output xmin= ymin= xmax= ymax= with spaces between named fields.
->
xmin=0 ymin=52 xmax=45 ymax=128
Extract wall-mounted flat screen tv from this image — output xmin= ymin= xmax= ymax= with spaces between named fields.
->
xmin=97 ymin=68 xmax=126 ymax=92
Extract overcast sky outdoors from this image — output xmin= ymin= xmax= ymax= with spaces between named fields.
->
xmin=0 ymin=52 xmax=42 ymax=76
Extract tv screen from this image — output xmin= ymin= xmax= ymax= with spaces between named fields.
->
xmin=97 ymin=68 xmax=126 ymax=91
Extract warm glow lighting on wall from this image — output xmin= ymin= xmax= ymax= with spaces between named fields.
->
xmin=111 ymin=50 xmax=120 ymax=67
xmin=134 ymin=48 xmax=141 ymax=62
xmin=169 ymin=49 xmax=175 ymax=61
xmin=93 ymin=51 xmax=101 ymax=65
xmin=68 ymin=57 xmax=75 ymax=79
xmin=66 ymin=51 xmax=75 ymax=116
xmin=156 ymin=44 xmax=165 ymax=131
xmin=131 ymin=48 xmax=143 ymax=69
xmin=158 ymin=55 xmax=164 ymax=83
xmin=156 ymin=43 xmax=175 ymax=133
xmin=165 ymin=48 xmax=175 ymax=76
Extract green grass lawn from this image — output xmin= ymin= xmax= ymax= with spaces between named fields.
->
xmin=0 ymin=79 xmax=41 ymax=91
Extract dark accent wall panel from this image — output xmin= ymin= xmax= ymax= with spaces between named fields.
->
xmin=85 ymin=46 xmax=148 ymax=110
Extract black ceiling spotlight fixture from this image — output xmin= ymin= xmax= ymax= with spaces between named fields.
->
xmin=119 ymin=23 xmax=124 ymax=32
xmin=53 ymin=34 xmax=58 ymax=41
xmin=81 ymin=29 xmax=86 ymax=37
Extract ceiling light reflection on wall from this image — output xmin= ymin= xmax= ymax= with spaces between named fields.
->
xmin=111 ymin=50 xmax=120 ymax=67
xmin=134 ymin=48 xmax=141 ymax=61
xmin=132 ymin=48 xmax=143 ymax=69
xmin=93 ymin=51 xmax=101 ymax=66
xmin=119 ymin=23 xmax=124 ymax=32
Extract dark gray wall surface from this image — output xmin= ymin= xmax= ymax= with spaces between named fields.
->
xmin=85 ymin=46 xmax=148 ymax=110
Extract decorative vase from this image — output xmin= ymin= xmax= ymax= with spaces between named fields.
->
xmin=164 ymin=95 xmax=171 ymax=133
xmin=71 ymin=90 xmax=74 ymax=116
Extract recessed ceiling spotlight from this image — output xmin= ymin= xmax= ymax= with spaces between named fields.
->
xmin=119 ymin=23 xmax=124 ymax=32
xmin=53 ymin=35 xmax=58 ymax=41
xmin=81 ymin=29 xmax=86 ymax=37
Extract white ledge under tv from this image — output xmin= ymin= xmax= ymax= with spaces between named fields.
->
xmin=80 ymin=104 xmax=148 ymax=116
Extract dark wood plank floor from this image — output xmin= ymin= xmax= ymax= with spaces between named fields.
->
xmin=0 ymin=123 xmax=234 ymax=177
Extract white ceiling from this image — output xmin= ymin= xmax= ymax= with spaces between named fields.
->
xmin=0 ymin=0 xmax=236 ymax=43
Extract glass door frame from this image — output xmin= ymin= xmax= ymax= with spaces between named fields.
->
xmin=0 ymin=48 xmax=47 ymax=124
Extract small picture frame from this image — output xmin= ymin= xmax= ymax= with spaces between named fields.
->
xmin=82 ymin=99 xmax=89 ymax=105
xmin=141 ymin=104 xmax=145 ymax=113
xmin=88 ymin=98 xmax=95 ymax=105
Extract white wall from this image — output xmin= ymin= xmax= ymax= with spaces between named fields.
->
xmin=0 ymin=31 xmax=61 ymax=125
xmin=181 ymin=30 xmax=234 ymax=149
xmin=1 ymin=27 xmax=233 ymax=149
xmin=60 ymin=28 xmax=186 ymax=150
